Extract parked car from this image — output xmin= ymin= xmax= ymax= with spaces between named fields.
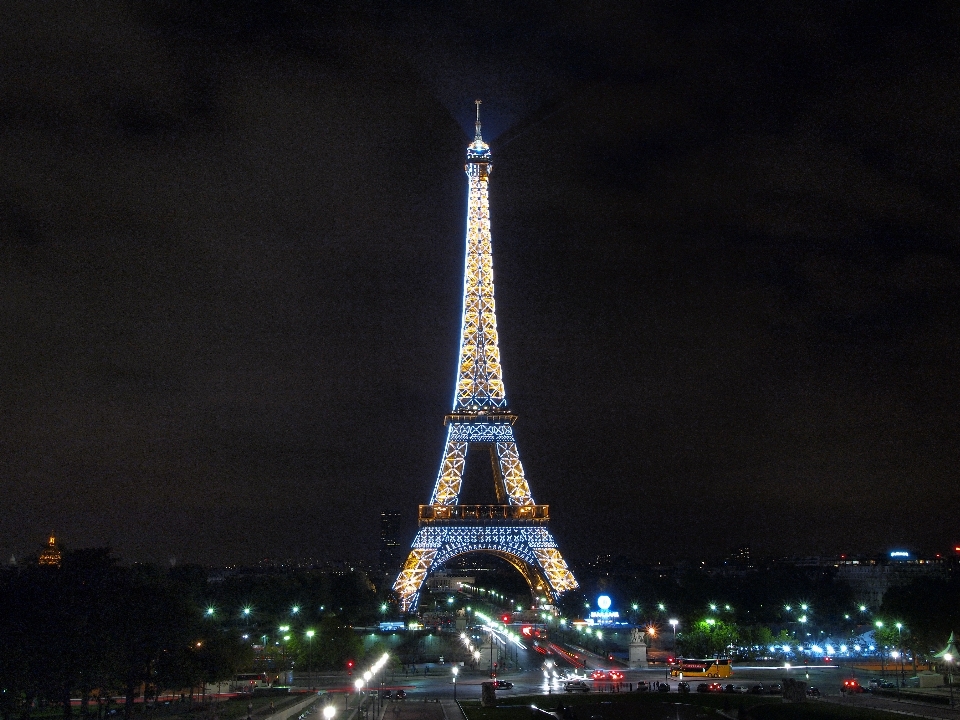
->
xmin=493 ymin=680 xmax=513 ymax=689
xmin=767 ymin=683 xmax=783 ymax=694
xmin=657 ymin=682 xmax=670 ymax=693
xmin=708 ymin=683 xmax=724 ymax=693
xmin=381 ymin=690 xmax=392 ymax=699
xmin=395 ymin=690 xmax=406 ymax=700
xmin=750 ymin=684 xmax=765 ymax=694
xmin=635 ymin=681 xmax=650 ymax=692
xmin=731 ymin=686 xmax=749 ymax=694
xmin=696 ymin=683 xmax=711 ymax=693
xmin=677 ymin=682 xmax=691 ymax=693
xmin=564 ymin=681 xmax=590 ymax=693
xmin=723 ymin=684 xmax=736 ymax=693
xmin=842 ymin=679 xmax=865 ymax=694
xmin=807 ymin=686 xmax=821 ymax=697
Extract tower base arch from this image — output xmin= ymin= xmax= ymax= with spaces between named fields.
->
xmin=393 ymin=524 xmax=577 ymax=612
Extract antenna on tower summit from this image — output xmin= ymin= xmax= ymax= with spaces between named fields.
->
xmin=474 ymin=99 xmax=482 ymax=139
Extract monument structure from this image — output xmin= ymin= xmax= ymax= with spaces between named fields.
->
xmin=393 ymin=102 xmax=578 ymax=612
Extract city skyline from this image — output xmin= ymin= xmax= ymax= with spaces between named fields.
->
xmin=2 ymin=2 xmax=958 ymax=568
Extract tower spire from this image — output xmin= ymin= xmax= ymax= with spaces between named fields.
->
xmin=474 ymin=99 xmax=482 ymax=141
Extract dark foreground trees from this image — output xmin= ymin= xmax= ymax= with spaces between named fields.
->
xmin=0 ymin=551 xmax=248 ymax=720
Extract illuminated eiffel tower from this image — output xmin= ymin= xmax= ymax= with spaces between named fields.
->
xmin=393 ymin=102 xmax=578 ymax=612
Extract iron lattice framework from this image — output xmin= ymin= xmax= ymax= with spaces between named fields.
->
xmin=394 ymin=102 xmax=578 ymax=612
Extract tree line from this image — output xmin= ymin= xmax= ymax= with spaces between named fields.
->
xmin=0 ymin=550 xmax=383 ymax=720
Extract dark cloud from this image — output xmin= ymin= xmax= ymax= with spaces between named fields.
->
xmin=1 ymin=0 xmax=958 ymax=566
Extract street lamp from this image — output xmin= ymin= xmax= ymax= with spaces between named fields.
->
xmin=306 ymin=630 xmax=315 ymax=689
xmin=322 ymin=706 xmax=336 ymax=720
xmin=354 ymin=679 xmax=363 ymax=709
xmin=669 ymin=619 xmax=679 ymax=652
xmin=876 ymin=621 xmax=885 ymax=678
xmin=895 ymin=623 xmax=904 ymax=688
xmin=891 ymin=651 xmax=901 ymax=699
xmin=945 ymin=653 xmax=954 ymax=707
xmin=452 ymin=666 xmax=459 ymax=701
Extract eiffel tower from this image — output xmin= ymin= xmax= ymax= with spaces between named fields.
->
xmin=393 ymin=102 xmax=578 ymax=612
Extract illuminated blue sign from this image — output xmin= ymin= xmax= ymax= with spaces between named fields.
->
xmin=597 ymin=595 xmax=612 ymax=610
xmin=890 ymin=551 xmax=910 ymax=558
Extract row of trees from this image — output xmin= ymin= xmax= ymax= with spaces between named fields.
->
xmin=0 ymin=550 xmax=251 ymax=720
xmin=0 ymin=550 xmax=383 ymax=720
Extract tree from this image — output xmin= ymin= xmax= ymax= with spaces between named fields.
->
xmin=677 ymin=619 xmax=738 ymax=658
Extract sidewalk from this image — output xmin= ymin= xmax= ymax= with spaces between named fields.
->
xmin=822 ymin=693 xmax=960 ymax=719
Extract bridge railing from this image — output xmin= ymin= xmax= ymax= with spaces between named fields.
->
xmin=418 ymin=504 xmax=550 ymax=523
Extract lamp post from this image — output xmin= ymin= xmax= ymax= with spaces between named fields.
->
xmin=891 ymin=652 xmax=901 ymax=700
xmin=452 ymin=666 xmax=459 ymax=701
xmin=669 ymin=619 xmax=679 ymax=654
xmin=895 ymin=623 xmax=904 ymax=688
xmin=354 ymin=679 xmax=363 ymax=710
xmin=876 ymin=621 xmax=885 ymax=678
xmin=322 ymin=706 xmax=336 ymax=720
xmin=305 ymin=630 xmax=315 ymax=689
xmin=945 ymin=653 xmax=954 ymax=707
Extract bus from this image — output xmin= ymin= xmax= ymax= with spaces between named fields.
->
xmin=232 ymin=673 xmax=272 ymax=692
xmin=669 ymin=658 xmax=733 ymax=678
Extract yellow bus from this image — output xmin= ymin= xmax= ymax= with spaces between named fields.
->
xmin=669 ymin=658 xmax=733 ymax=678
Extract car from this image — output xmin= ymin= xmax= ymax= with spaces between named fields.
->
xmin=493 ymin=680 xmax=513 ymax=689
xmin=609 ymin=671 xmax=624 ymax=681
xmin=635 ymin=681 xmax=650 ymax=692
xmin=731 ymin=686 xmax=749 ymax=694
xmin=723 ymin=684 xmax=736 ymax=693
xmin=696 ymin=683 xmax=710 ymax=693
xmin=591 ymin=670 xmax=609 ymax=680
xmin=807 ymin=686 xmax=821 ymax=697
xmin=677 ymin=681 xmax=691 ymax=694
xmin=657 ymin=682 xmax=670 ymax=693
xmin=708 ymin=683 xmax=724 ymax=693
xmin=564 ymin=681 xmax=590 ymax=693
xmin=395 ymin=690 xmax=406 ymax=700
xmin=842 ymin=679 xmax=865 ymax=694
xmin=381 ymin=690 xmax=392 ymax=699
xmin=750 ymin=684 xmax=765 ymax=694
xmin=767 ymin=683 xmax=783 ymax=695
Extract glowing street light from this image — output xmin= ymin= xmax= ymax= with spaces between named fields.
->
xmin=354 ymin=679 xmax=363 ymax=708
xmin=322 ymin=706 xmax=336 ymax=720
xmin=452 ymin=666 xmax=459 ymax=700
xmin=306 ymin=630 xmax=315 ymax=689
xmin=945 ymin=653 xmax=954 ymax=706
xmin=669 ymin=619 xmax=679 ymax=650
xmin=895 ymin=623 xmax=904 ymax=689
xmin=876 ymin=621 xmax=886 ymax=677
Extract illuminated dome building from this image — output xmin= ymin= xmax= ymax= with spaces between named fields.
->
xmin=38 ymin=533 xmax=62 ymax=567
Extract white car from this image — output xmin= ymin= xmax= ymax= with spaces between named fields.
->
xmin=564 ymin=681 xmax=590 ymax=693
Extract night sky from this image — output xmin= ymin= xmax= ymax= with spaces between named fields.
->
xmin=3 ymin=1 xmax=958 ymax=567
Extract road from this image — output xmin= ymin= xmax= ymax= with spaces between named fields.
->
xmin=296 ymin=662 xmax=960 ymax=719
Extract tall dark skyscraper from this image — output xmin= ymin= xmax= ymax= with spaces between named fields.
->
xmin=379 ymin=512 xmax=403 ymax=576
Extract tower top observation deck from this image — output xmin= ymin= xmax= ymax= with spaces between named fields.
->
xmin=466 ymin=99 xmax=491 ymax=165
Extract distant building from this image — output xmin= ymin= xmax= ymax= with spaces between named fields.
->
xmin=425 ymin=570 xmax=475 ymax=592
xmin=379 ymin=511 xmax=403 ymax=576
xmin=37 ymin=533 xmax=62 ymax=567
xmin=835 ymin=552 xmax=946 ymax=606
